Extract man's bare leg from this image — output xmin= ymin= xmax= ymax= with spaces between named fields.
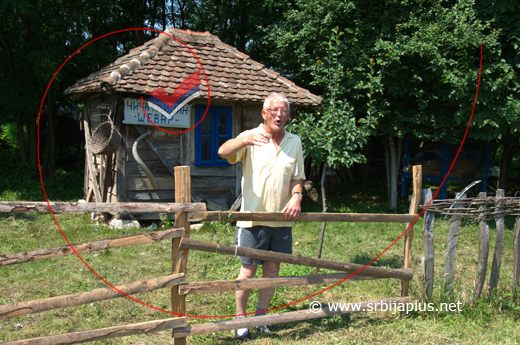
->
xmin=236 ymin=263 xmax=257 ymax=315
xmin=257 ymin=261 xmax=280 ymax=309
xmin=235 ymin=263 xmax=257 ymax=338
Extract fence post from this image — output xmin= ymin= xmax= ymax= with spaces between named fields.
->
xmin=473 ymin=192 xmax=489 ymax=303
xmin=402 ymin=165 xmax=422 ymax=298
xmin=422 ymin=188 xmax=434 ymax=301
xmin=444 ymin=192 xmax=465 ymax=295
xmin=489 ymin=189 xmax=505 ymax=294
xmin=172 ymin=166 xmax=191 ymax=345
xmin=512 ymin=214 xmax=520 ymax=301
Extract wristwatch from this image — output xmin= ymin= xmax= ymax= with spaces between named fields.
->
xmin=293 ymin=192 xmax=303 ymax=198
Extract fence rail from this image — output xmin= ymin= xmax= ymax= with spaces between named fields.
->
xmin=0 ymin=228 xmax=184 ymax=266
xmin=189 ymin=211 xmax=418 ymax=223
xmin=0 ymin=201 xmax=205 ymax=214
xmin=0 ymin=273 xmax=185 ymax=319
xmin=178 ymin=272 xmax=392 ymax=295
xmin=2 ymin=318 xmax=188 ymax=345
xmin=180 ymin=237 xmax=413 ymax=280
xmin=172 ymin=297 xmax=411 ymax=338
xmin=420 ymin=195 xmax=520 ymax=218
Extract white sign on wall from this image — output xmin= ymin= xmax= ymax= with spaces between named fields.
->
xmin=123 ymin=98 xmax=191 ymax=128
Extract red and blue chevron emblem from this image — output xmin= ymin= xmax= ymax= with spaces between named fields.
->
xmin=147 ymin=70 xmax=202 ymax=119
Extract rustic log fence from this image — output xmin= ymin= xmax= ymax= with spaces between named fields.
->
xmin=1 ymin=166 xmax=423 ymax=344
xmin=420 ymin=188 xmax=520 ymax=302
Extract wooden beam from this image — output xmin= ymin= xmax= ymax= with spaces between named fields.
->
xmin=99 ymin=154 xmax=106 ymax=202
xmin=443 ymin=193 xmax=465 ymax=294
xmin=173 ymin=297 xmax=410 ymax=338
xmin=84 ymin=118 xmax=102 ymax=202
xmin=512 ymin=216 xmax=520 ymax=301
xmin=115 ymin=122 xmax=127 ymax=202
xmin=0 ymin=202 xmax=205 ymax=214
xmin=188 ymin=211 xmax=418 ymax=223
xmin=132 ymin=131 xmax=159 ymax=190
xmin=474 ymin=192 xmax=490 ymax=303
xmin=0 ymin=273 xmax=185 ymax=319
xmin=135 ymin=125 xmax=179 ymax=176
xmin=191 ymin=192 xmax=223 ymax=211
xmin=402 ymin=165 xmax=422 ymax=298
xmin=3 ymin=317 xmax=187 ymax=345
xmin=180 ymin=238 xmax=413 ymax=281
xmin=1 ymin=228 xmax=185 ymax=266
xmin=489 ymin=189 xmax=505 ymax=293
xmin=172 ymin=166 xmax=191 ymax=345
xmin=178 ymin=271 xmax=410 ymax=295
xmin=422 ymin=189 xmax=435 ymax=301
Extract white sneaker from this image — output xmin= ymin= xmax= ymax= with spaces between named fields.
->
xmin=255 ymin=325 xmax=276 ymax=336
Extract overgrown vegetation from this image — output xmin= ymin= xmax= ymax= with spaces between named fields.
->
xmin=0 ymin=135 xmax=84 ymax=202
xmin=2 ymin=0 xmax=519 ymax=194
xmin=1 ymin=179 xmax=520 ymax=344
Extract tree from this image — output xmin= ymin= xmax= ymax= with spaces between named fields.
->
xmin=287 ymin=28 xmax=374 ymax=260
xmin=0 ymin=0 xmax=150 ymax=176
xmin=366 ymin=0 xmax=506 ymax=206
xmin=263 ymin=0 xmax=515 ymax=207
xmin=473 ymin=0 xmax=520 ymax=191
xmin=0 ymin=0 xmax=294 ymax=177
xmin=187 ymin=0 xmax=292 ymax=54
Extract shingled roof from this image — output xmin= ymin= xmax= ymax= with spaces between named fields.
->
xmin=65 ymin=28 xmax=322 ymax=107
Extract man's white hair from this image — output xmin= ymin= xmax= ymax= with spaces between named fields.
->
xmin=263 ymin=92 xmax=290 ymax=112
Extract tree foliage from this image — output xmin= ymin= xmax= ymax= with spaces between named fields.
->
xmin=262 ymin=0 xmax=520 ymax=204
xmin=266 ymin=0 xmax=517 ymax=143
xmin=0 ymin=0 xmax=148 ymax=173
xmin=287 ymin=28 xmax=373 ymax=169
xmin=1 ymin=0 xmax=518 ymax=186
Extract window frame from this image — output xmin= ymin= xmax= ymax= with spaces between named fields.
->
xmin=194 ymin=105 xmax=232 ymax=167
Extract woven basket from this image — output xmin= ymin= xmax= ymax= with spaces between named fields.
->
xmin=90 ymin=116 xmax=121 ymax=155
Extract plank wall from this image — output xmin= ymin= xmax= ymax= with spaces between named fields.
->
xmin=125 ymin=125 xmax=181 ymax=202
xmin=84 ymin=94 xmax=119 ymax=203
xmin=84 ymin=96 xmax=266 ymax=217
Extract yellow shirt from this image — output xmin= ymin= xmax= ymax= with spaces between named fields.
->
xmin=227 ymin=124 xmax=306 ymax=228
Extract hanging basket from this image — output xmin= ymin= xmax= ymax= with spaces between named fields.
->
xmin=90 ymin=115 xmax=121 ymax=155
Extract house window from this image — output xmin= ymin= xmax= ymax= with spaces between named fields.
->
xmin=195 ymin=105 xmax=232 ymax=166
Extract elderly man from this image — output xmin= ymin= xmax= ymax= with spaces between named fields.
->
xmin=218 ymin=92 xmax=305 ymax=340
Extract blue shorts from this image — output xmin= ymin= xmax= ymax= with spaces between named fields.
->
xmin=234 ymin=226 xmax=292 ymax=265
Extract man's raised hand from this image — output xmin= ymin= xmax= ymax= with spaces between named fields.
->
xmin=248 ymin=132 xmax=270 ymax=146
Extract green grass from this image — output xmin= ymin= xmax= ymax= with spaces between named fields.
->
xmin=1 ymin=183 xmax=520 ymax=344
xmin=0 ymin=149 xmax=519 ymax=344
xmin=0 ymin=149 xmax=84 ymax=202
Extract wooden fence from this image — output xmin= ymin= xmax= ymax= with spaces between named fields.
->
xmin=420 ymin=188 xmax=520 ymax=302
xmin=0 ymin=166 xmax=424 ymax=344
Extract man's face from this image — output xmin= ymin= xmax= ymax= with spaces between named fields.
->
xmin=261 ymin=99 xmax=289 ymax=134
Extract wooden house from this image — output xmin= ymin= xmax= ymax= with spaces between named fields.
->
xmin=65 ymin=28 xmax=322 ymax=218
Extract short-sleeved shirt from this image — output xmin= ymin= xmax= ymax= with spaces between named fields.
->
xmin=227 ymin=124 xmax=305 ymax=228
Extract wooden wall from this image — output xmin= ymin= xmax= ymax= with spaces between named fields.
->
xmin=185 ymin=100 xmax=242 ymax=209
xmin=84 ymin=95 xmax=266 ymax=217
xmin=125 ymin=125 xmax=181 ymax=202
xmin=122 ymin=99 xmax=265 ymax=211
xmin=84 ymin=94 xmax=119 ymax=204
xmin=242 ymin=104 xmax=264 ymax=130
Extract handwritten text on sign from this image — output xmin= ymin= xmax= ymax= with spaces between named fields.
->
xmin=123 ymin=98 xmax=191 ymax=128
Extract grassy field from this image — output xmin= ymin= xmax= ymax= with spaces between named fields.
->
xmin=1 ymin=180 xmax=520 ymax=344
xmin=0 ymin=145 xmax=519 ymax=344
